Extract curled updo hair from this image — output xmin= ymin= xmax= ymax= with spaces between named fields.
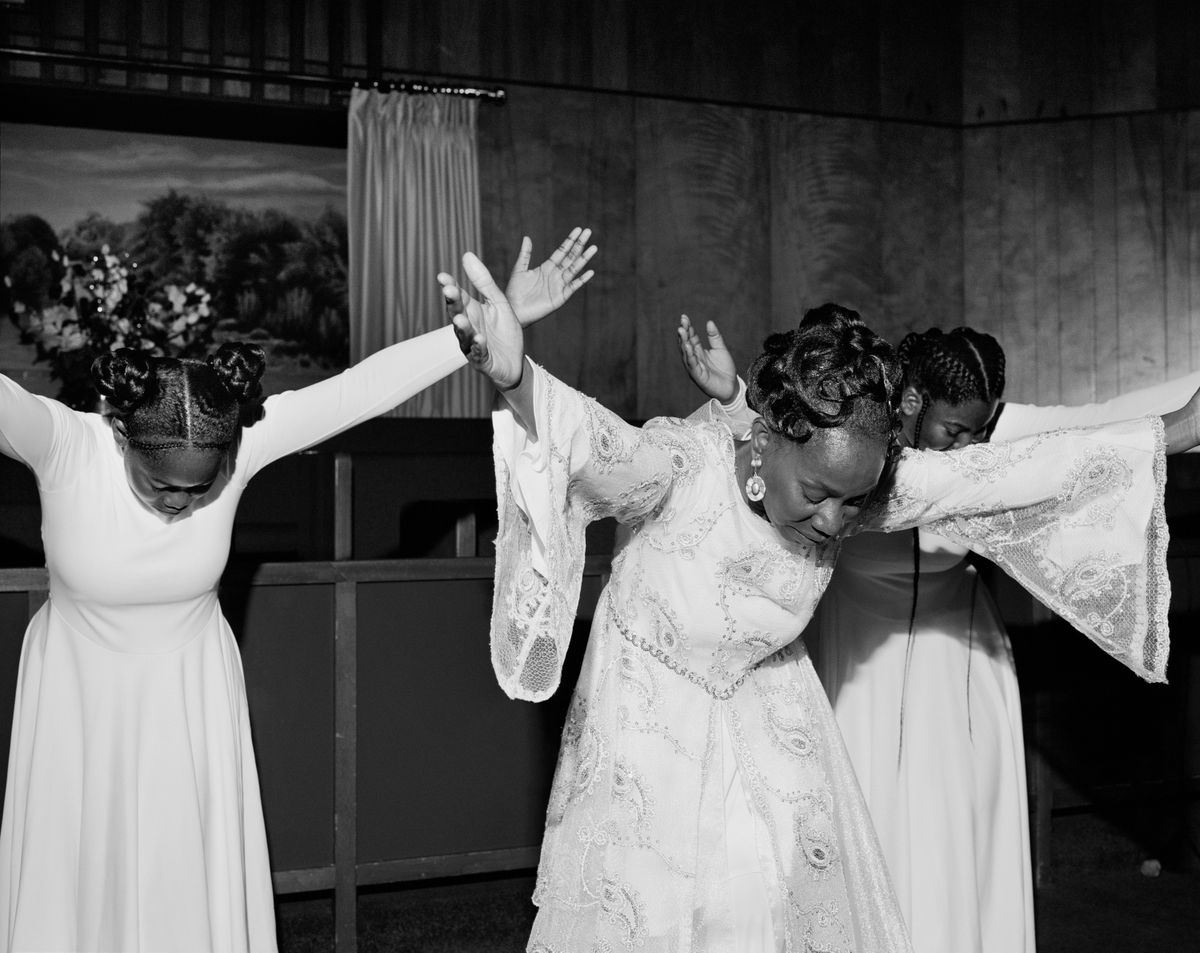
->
xmin=898 ymin=327 xmax=1006 ymax=408
xmin=92 ymin=342 xmax=266 ymax=456
xmin=747 ymin=303 xmax=902 ymax=445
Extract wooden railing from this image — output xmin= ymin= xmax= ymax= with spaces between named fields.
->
xmin=0 ymin=554 xmax=610 ymax=952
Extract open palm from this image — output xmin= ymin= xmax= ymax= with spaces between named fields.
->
xmin=677 ymin=314 xmax=738 ymax=402
xmin=506 ymin=227 xmax=597 ymax=327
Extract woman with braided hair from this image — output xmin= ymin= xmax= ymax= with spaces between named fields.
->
xmin=442 ymin=247 xmax=1196 ymax=952
xmin=0 ymin=229 xmax=596 ymax=952
xmin=679 ymin=316 xmax=1200 ymax=953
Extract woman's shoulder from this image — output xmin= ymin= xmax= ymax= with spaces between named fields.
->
xmin=643 ymin=415 xmax=737 ymax=485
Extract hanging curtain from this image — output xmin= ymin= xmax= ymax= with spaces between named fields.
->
xmin=347 ymin=87 xmax=487 ymax=416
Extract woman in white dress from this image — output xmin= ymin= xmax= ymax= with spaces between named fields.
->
xmin=0 ymin=230 xmax=595 ymax=952
xmin=443 ymin=253 xmax=1195 ymax=953
xmin=679 ymin=315 xmax=1200 ymax=953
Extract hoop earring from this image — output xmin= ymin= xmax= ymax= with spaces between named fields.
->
xmin=745 ymin=451 xmax=766 ymax=502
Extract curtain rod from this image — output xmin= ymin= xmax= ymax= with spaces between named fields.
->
xmin=0 ymin=48 xmax=506 ymax=103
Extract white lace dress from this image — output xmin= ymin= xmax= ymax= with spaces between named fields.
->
xmin=0 ymin=327 xmax=465 ymax=952
xmin=804 ymin=370 xmax=1200 ymax=953
xmin=488 ymin=364 xmax=1169 ymax=953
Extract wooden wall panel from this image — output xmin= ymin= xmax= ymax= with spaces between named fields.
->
xmin=769 ymin=114 xmax=883 ymax=330
xmin=961 ymin=127 xmax=1006 ymax=351
xmin=633 ymin=99 xmax=771 ymax=419
xmin=1114 ymin=115 xmax=1167 ymax=393
xmin=878 ymin=0 xmax=962 ymax=123
xmin=477 ymin=86 xmax=639 ymax=416
xmin=962 ymin=111 xmax=1200 ymax=406
xmin=1090 ymin=120 xmax=1121 ymax=402
xmin=1191 ymin=112 xmax=1200 ymax=373
xmin=962 ymin=0 xmax=1196 ymax=123
xmin=878 ymin=123 xmax=963 ymax=338
xmin=1055 ymin=121 xmax=1099 ymax=404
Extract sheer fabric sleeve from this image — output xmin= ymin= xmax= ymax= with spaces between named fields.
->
xmin=0 ymin=374 xmax=92 ymax=489
xmin=993 ymin=369 xmax=1200 ymax=446
xmin=864 ymin=417 xmax=1168 ymax=681
xmin=491 ymin=362 xmax=674 ymax=701
xmin=234 ymin=325 xmax=467 ymax=481
xmin=686 ymin=375 xmax=757 ymax=438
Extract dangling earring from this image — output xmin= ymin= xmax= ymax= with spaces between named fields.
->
xmin=745 ymin=450 xmax=766 ymax=502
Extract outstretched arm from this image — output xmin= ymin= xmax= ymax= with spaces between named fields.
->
xmin=992 ymin=369 xmax=1200 ymax=448
xmin=1162 ymin=383 xmax=1200 ymax=454
xmin=447 ymin=251 xmax=673 ymax=703
xmin=0 ymin=374 xmax=89 ymax=486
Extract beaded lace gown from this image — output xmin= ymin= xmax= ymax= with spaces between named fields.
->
xmin=489 ymin=364 xmax=1169 ymax=953
xmin=0 ymin=327 xmax=465 ymax=952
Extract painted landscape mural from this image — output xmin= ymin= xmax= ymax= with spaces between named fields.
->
xmin=0 ymin=122 xmax=348 ymax=407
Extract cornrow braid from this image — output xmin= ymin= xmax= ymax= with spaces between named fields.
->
xmin=893 ymin=325 xmax=1006 ymax=769
xmin=93 ymin=344 xmax=266 ymax=459
xmin=897 ymin=327 xmax=1006 ymax=407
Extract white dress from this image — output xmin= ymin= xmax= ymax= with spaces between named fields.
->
xmin=782 ymin=370 xmax=1200 ymax=953
xmin=487 ymin=364 xmax=1169 ymax=953
xmin=0 ymin=327 xmax=465 ymax=952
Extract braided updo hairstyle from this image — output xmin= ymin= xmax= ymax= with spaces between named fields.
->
xmin=92 ymin=342 xmax=267 ymax=457
xmin=747 ymin=303 xmax=902 ymax=446
xmin=897 ymin=327 xmax=1006 ymax=444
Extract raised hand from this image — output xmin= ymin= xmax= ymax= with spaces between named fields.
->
xmin=507 ymin=227 xmax=597 ymax=327
xmin=442 ymin=253 xmax=525 ymax=390
xmin=677 ymin=314 xmax=738 ymax=402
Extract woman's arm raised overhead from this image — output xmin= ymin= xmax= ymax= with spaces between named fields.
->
xmin=0 ymin=374 xmax=92 ymax=487
xmin=237 ymin=228 xmax=596 ymax=482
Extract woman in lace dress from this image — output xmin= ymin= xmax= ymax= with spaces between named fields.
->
xmin=444 ymin=251 xmax=1196 ymax=953
xmin=0 ymin=231 xmax=594 ymax=953
xmin=681 ymin=317 xmax=1200 ymax=953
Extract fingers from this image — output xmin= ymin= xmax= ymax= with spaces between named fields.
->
xmin=676 ymin=326 xmax=701 ymax=373
xmin=451 ymin=313 xmax=483 ymax=360
xmin=564 ymin=241 xmax=598 ymax=279
xmin=462 ymin=252 xmax=504 ymax=302
xmin=549 ymin=226 xmax=584 ymax=267
xmin=566 ymin=269 xmax=596 ymax=293
xmin=511 ymin=236 xmax=533 ymax=276
xmin=705 ymin=320 xmax=727 ymax=351
xmin=678 ymin=314 xmax=702 ymax=349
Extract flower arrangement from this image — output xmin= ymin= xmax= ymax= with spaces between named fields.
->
xmin=10 ymin=245 xmax=215 ymax=410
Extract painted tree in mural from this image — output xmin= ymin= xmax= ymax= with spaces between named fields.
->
xmin=1 ymin=191 xmax=350 ymax=407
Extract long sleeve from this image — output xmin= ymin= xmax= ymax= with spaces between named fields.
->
xmin=491 ymin=362 xmax=675 ymax=701
xmin=0 ymin=374 xmax=92 ymax=489
xmin=992 ymin=370 xmax=1200 ymax=446
xmin=865 ymin=417 xmax=1168 ymax=681
xmin=234 ymin=325 xmax=467 ymax=482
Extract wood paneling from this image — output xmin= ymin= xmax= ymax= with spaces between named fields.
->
xmin=878 ymin=123 xmax=964 ymax=338
xmin=477 ymin=86 xmax=639 ymax=416
xmin=633 ymin=99 xmax=772 ymax=418
xmin=1 ymin=0 xmax=968 ymax=122
xmin=962 ymin=0 xmax=1197 ymax=123
xmin=962 ymin=112 xmax=1200 ymax=405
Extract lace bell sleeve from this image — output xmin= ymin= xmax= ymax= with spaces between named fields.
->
xmin=491 ymin=363 xmax=674 ymax=702
xmin=865 ymin=417 xmax=1168 ymax=681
